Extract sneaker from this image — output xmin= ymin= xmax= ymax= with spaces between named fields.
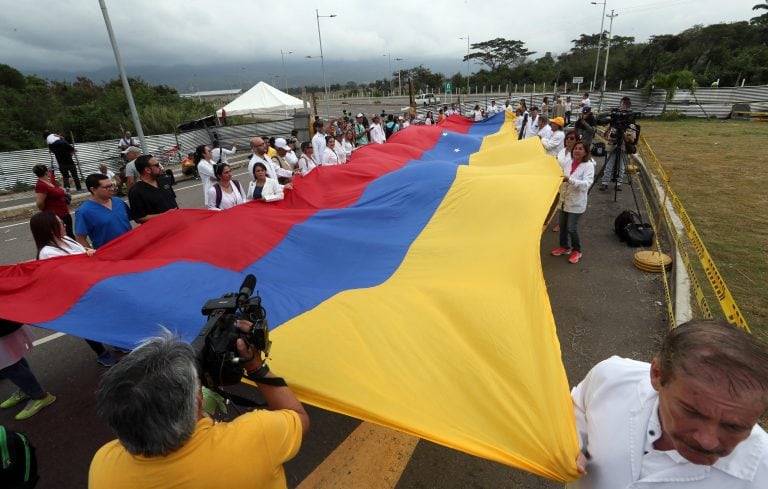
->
xmin=0 ymin=390 xmax=29 ymax=409
xmin=551 ymin=246 xmax=572 ymax=256
xmin=97 ymin=351 xmax=117 ymax=367
xmin=15 ymin=393 xmax=56 ymax=420
xmin=599 ymin=184 xmax=608 ymax=191
xmin=552 ymin=224 xmax=560 ymax=232
xmin=568 ymin=251 xmax=583 ymax=264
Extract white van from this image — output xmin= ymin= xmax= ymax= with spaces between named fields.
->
xmin=414 ymin=93 xmax=440 ymax=105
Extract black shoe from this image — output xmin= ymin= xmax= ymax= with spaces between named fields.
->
xmin=615 ymin=184 xmax=622 ymax=191
xmin=599 ymin=184 xmax=607 ymax=191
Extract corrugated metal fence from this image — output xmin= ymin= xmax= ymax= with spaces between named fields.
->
xmin=0 ymin=119 xmax=293 ymax=192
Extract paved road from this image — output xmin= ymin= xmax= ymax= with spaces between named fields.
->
xmin=0 ymin=153 xmax=668 ymax=488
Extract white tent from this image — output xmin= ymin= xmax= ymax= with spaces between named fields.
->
xmin=216 ymin=81 xmax=304 ymax=117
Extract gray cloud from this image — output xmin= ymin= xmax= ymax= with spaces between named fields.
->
xmin=0 ymin=0 xmax=757 ymax=76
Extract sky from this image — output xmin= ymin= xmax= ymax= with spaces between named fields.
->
xmin=0 ymin=0 xmax=759 ymax=86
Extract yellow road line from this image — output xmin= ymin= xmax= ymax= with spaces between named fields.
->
xmin=297 ymin=422 xmax=419 ymax=489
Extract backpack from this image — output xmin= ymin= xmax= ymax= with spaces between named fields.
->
xmin=614 ymin=210 xmax=654 ymax=247
xmin=0 ymin=426 xmax=38 ymax=488
xmin=214 ymin=180 xmax=243 ymax=209
xmin=384 ymin=122 xmax=395 ymax=139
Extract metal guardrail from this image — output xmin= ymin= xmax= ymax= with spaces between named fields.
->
xmin=0 ymin=119 xmax=293 ymax=192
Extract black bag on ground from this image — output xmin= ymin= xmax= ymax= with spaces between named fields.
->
xmin=591 ymin=142 xmax=605 ymax=157
xmin=614 ymin=210 xmax=654 ymax=247
xmin=0 ymin=426 xmax=38 ymax=488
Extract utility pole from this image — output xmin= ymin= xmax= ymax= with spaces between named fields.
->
xmin=98 ymin=0 xmax=148 ymax=154
xmin=590 ymin=1 xmax=607 ymax=94
xmin=599 ymin=9 xmax=618 ymax=111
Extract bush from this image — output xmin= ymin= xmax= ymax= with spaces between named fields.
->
xmin=658 ymin=110 xmax=685 ymax=121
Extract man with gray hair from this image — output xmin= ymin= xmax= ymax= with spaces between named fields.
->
xmin=571 ymin=319 xmax=768 ymax=488
xmin=89 ymin=328 xmax=309 ymax=488
xmin=123 ymin=147 xmax=142 ymax=191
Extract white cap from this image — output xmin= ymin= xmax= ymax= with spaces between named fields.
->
xmin=275 ymin=138 xmax=290 ymax=150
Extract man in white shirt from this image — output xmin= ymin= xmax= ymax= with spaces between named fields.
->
xmin=572 ymin=320 xmax=768 ymax=489
xmin=369 ymin=115 xmax=386 ymax=144
xmin=486 ymin=100 xmax=500 ymax=115
xmin=534 ymin=114 xmax=552 ymax=140
xmin=249 ymin=137 xmax=294 ymax=182
xmin=540 ymin=117 xmax=565 ymax=157
xmin=311 ymin=121 xmax=326 ymax=158
xmin=118 ymin=131 xmax=140 ymax=153
xmin=524 ymin=107 xmax=541 ymax=139
xmin=211 ymin=140 xmax=236 ymax=165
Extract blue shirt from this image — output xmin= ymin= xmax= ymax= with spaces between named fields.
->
xmin=74 ymin=197 xmax=132 ymax=249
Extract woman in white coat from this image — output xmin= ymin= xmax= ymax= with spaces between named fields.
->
xmin=550 ymin=141 xmax=594 ymax=264
xmin=247 ymin=162 xmax=291 ymax=202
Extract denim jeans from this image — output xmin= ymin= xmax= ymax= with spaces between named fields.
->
xmin=601 ymin=146 xmax=627 ymax=185
xmin=0 ymin=357 xmax=45 ymax=399
xmin=559 ymin=210 xmax=583 ymax=252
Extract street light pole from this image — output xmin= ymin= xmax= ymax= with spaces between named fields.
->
xmin=315 ymin=9 xmax=336 ymax=119
xmin=98 ymin=0 xmax=148 ymax=154
xmin=590 ymin=1 xmax=607 ymax=94
xmin=395 ymin=57 xmax=404 ymax=96
xmin=280 ymin=49 xmax=292 ymax=91
xmin=382 ymin=53 xmax=393 ymax=94
xmin=599 ymin=9 xmax=618 ymax=111
xmin=459 ymin=36 xmax=470 ymax=96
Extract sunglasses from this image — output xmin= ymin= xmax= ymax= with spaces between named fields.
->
xmin=99 ymin=184 xmax=115 ymax=189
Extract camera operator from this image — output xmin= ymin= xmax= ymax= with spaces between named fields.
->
xmin=599 ymin=96 xmax=638 ymax=191
xmin=89 ymin=327 xmax=309 ymax=489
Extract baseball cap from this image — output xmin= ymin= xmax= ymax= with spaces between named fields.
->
xmin=550 ymin=117 xmax=565 ymax=127
xmin=275 ymin=137 xmax=290 ymax=150
xmin=356 ymin=113 xmax=364 ymax=118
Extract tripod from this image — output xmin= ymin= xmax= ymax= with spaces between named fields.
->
xmin=592 ymin=126 xmax=629 ymax=202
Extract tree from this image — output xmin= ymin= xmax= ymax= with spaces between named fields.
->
xmin=400 ymin=65 xmax=445 ymax=93
xmin=463 ymin=38 xmax=534 ymax=73
xmin=753 ymin=1 xmax=768 ymax=10
xmin=646 ymin=70 xmax=695 ymax=113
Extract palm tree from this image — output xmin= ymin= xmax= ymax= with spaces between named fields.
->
xmin=754 ymin=1 xmax=768 ymax=10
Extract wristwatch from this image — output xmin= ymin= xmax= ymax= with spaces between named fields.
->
xmin=245 ymin=363 xmax=287 ymax=387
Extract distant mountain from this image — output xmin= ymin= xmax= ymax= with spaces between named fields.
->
xmin=21 ymin=58 xmax=467 ymax=93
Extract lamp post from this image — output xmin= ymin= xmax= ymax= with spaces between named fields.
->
xmin=382 ymin=53 xmax=393 ymax=94
xmin=590 ymin=1 xmax=607 ymax=93
xmin=395 ymin=57 xmax=404 ymax=96
xmin=599 ymin=9 xmax=618 ymax=111
xmin=98 ymin=0 xmax=148 ymax=154
xmin=280 ymin=49 xmax=292 ymax=91
xmin=459 ymin=36 xmax=470 ymax=96
xmin=315 ymin=9 xmax=337 ymax=119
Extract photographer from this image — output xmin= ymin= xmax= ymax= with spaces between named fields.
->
xmin=89 ymin=328 xmax=309 ymax=489
xmin=599 ymin=96 xmax=638 ymax=191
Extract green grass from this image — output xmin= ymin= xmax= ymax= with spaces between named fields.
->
xmin=639 ymin=118 xmax=768 ymax=340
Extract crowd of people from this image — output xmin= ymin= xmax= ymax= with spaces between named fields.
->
xmin=6 ymin=99 xmax=768 ymax=489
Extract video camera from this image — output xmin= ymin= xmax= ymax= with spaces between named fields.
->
xmin=192 ymin=274 xmax=271 ymax=388
xmin=596 ymin=108 xmax=641 ymax=131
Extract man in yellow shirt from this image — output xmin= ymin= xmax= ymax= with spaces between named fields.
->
xmin=89 ymin=330 xmax=309 ymax=489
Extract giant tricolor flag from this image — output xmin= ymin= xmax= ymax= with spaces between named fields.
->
xmin=0 ymin=112 xmax=580 ymax=481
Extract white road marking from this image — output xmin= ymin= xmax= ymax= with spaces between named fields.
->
xmin=32 ymin=331 xmax=66 ymax=346
xmin=0 ymin=221 xmax=28 ymax=230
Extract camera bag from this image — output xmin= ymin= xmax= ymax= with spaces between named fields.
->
xmin=590 ymin=142 xmax=605 ymax=157
xmin=614 ymin=210 xmax=654 ymax=247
